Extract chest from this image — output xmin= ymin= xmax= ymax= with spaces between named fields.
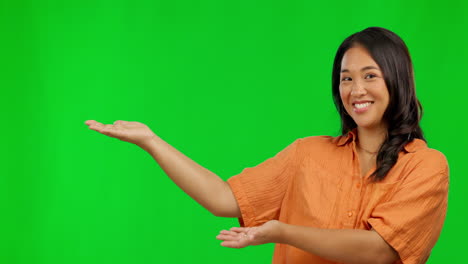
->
xmin=358 ymin=153 xmax=376 ymax=178
xmin=284 ymin=158 xmax=387 ymax=230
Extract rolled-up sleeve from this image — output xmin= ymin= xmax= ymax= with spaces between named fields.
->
xmin=367 ymin=151 xmax=449 ymax=264
xmin=227 ymin=138 xmax=301 ymax=227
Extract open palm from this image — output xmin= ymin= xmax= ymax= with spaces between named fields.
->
xmin=85 ymin=120 xmax=156 ymax=148
xmin=216 ymin=220 xmax=280 ymax=248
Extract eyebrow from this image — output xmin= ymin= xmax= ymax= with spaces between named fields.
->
xmin=340 ymin=66 xmax=380 ymax=73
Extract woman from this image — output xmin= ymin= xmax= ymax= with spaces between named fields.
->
xmin=85 ymin=27 xmax=449 ymax=264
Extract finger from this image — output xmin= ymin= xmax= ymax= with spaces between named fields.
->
xmin=91 ymin=122 xmax=106 ymax=131
xmin=219 ymin=230 xmax=238 ymax=236
xmin=90 ymin=123 xmax=113 ymax=134
xmin=85 ymin=120 xmax=100 ymax=126
xmin=113 ymin=120 xmax=128 ymax=125
xmin=99 ymin=124 xmax=116 ymax=134
xmin=87 ymin=122 xmax=105 ymax=131
xmin=216 ymin=234 xmax=239 ymax=241
xmin=218 ymin=231 xmax=250 ymax=241
xmin=230 ymin=227 xmax=247 ymax=232
xmin=88 ymin=121 xmax=105 ymax=128
xmin=220 ymin=241 xmax=245 ymax=249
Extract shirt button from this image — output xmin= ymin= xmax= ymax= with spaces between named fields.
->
xmin=348 ymin=211 xmax=353 ymax=217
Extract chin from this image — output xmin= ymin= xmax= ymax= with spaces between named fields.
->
xmin=355 ymin=121 xmax=385 ymax=130
xmin=353 ymin=118 xmax=377 ymax=128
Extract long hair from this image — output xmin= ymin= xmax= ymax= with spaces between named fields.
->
xmin=331 ymin=27 xmax=425 ymax=183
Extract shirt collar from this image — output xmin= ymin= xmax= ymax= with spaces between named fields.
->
xmin=335 ymin=128 xmax=356 ymax=147
xmin=403 ymin=138 xmax=427 ymax=153
xmin=335 ymin=128 xmax=427 ymax=153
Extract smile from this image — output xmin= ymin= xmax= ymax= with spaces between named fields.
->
xmin=353 ymin=102 xmax=374 ymax=113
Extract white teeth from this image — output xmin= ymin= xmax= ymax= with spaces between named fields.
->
xmin=354 ymin=102 xmax=372 ymax=109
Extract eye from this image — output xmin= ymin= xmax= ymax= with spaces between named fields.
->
xmin=341 ymin=77 xmax=352 ymax=81
xmin=365 ymin=74 xmax=377 ymax=79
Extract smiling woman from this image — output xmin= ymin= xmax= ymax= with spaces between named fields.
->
xmin=223 ymin=27 xmax=448 ymax=264
xmin=339 ymin=46 xmax=390 ymax=135
xmin=85 ymin=27 xmax=448 ymax=264
xmin=331 ymin=27 xmax=425 ymax=183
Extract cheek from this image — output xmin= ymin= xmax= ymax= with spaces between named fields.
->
xmin=372 ymin=82 xmax=390 ymax=104
xmin=383 ymin=89 xmax=390 ymax=106
xmin=339 ymin=85 xmax=350 ymax=105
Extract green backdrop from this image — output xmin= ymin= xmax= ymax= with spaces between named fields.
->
xmin=2 ymin=0 xmax=466 ymax=263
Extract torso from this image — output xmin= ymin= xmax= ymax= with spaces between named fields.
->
xmin=267 ymin=134 xmax=441 ymax=263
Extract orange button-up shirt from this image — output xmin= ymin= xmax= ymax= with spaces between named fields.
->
xmin=227 ymin=129 xmax=449 ymax=264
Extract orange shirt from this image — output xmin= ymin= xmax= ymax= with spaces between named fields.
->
xmin=227 ymin=128 xmax=449 ymax=264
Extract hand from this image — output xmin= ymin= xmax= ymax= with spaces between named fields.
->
xmin=216 ymin=220 xmax=282 ymax=249
xmin=85 ymin=120 xmax=157 ymax=148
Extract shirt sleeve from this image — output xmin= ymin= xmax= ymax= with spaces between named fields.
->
xmin=367 ymin=150 xmax=449 ymax=264
xmin=227 ymin=138 xmax=301 ymax=227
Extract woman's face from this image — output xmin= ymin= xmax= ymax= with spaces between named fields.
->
xmin=339 ymin=45 xmax=390 ymax=130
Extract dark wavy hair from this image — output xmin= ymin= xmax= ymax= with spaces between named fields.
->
xmin=331 ymin=27 xmax=425 ymax=183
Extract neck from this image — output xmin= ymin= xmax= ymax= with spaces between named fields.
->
xmin=356 ymin=125 xmax=387 ymax=154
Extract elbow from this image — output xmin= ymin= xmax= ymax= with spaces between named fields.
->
xmin=210 ymin=208 xmax=225 ymax=217
xmin=211 ymin=206 xmax=242 ymax=218
xmin=373 ymin=258 xmax=397 ymax=264
xmin=210 ymin=182 xmax=242 ymax=218
xmin=203 ymin=198 xmax=239 ymax=217
xmin=370 ymin=244 xmax=400 ymax=264
xmin=366 ymin=228 xmax=400 ymax=264
xmin=202 ymin=204 xmax=226 ymax=218
xmin=380 ymin=255 xmax=400 ymax=264
xmin=212 ymin=211 xmax=227 ymax=218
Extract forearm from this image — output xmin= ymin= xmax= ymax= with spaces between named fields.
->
xmin=140 ymin=135 xmax=240 ymax=217
xmin=275 ymin=223 xmax=384 ymax=264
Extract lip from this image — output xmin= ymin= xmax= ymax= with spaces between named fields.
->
xmin=353 ymin=101 xmax=373 ymax=113
xmin=352 ymin=100 xmax=374 ymax=105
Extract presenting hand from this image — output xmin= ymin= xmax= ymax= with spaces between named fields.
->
xmin=85 ymin=120 xmax=157 ymax=148
xmin=216 ymin=220 xmax=282 ymax=249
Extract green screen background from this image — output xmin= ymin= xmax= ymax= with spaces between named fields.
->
xmin=2 ymin=0 xmax=466 ymax=263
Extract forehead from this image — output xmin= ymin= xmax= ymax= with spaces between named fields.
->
xmin=341 ymin=45 xmax=379 ymax=70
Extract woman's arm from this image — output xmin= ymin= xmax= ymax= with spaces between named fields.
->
xmin=143 ymin=132 xmax=241 ymax=218
xmin=85 ymin=120 xmax=241 ymax=218
xmin=217 ymin=220 xmax=399 ymax=264
xmin=277 ymin=222 xmax=399 ymax=264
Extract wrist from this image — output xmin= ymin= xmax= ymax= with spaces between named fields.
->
xmin=139 ymin=134 xmax=160 ymax=152
xmin=271 ymin=221 xmax=288 ymax=244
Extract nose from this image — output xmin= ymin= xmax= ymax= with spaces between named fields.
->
xmin=350 ymin=81 xmax=367 ymax=96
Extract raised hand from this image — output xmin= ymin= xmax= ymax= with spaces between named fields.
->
xmin=85 ymin=120 xmax=157 ymax=148
xmin=216 ymin=220 xmax=281 ymax=249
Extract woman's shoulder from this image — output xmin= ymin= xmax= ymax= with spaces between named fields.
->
xmin=404 ymin=141 xmax=449 ymax=174
xmin=395 ymin=139 xmax=449 ymax=183
xmin=295 ymin=134 xmax=344 ymax=150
